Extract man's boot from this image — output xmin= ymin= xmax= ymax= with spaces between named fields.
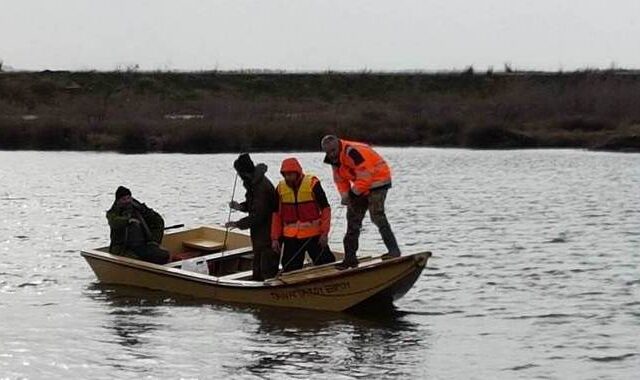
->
xmin=335 ymin=252 xmax=359 ymax=270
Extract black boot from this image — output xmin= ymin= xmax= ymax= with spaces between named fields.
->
xmin=335 ymin=258 xmax=359 ymax=270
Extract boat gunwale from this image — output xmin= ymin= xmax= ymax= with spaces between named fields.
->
xmin=80 ymin=248 xmax=431 ymax=290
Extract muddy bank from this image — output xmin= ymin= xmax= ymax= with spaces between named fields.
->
xmin=0 ymin=70 xmax=639 ymax=152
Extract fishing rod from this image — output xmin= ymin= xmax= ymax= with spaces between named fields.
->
xmin=274 ymin=204 xmax=346 ymax=278
xmin=222 ymin=173 xmax=239 ymax=250
xmin=275 ymin=237 xmax=313 ymax=278
xmin=164 ymin=224 xmax=184 ymax=230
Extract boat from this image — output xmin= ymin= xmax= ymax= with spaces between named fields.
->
xmin=80 ymin=225 xmax=431 ymax=312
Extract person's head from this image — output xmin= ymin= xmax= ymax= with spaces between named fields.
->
xmin=321 ymin=135 xmax=341 ymax=163
xmin=115 ymin=186 xmax=132 ymax=207
xmin=280 ymin=157 xmax=303 ymax=188
xmin=233 ymin=153 xmax=255 ymax=180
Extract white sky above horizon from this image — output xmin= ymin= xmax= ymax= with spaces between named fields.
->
xmin=1 ymin=0 xmax=639 ymax=72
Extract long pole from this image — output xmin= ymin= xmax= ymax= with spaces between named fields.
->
xmin=222 ymin=173 xmax=238 ymax=250
xmin=275 ymin=237 xmax=312 ymax=279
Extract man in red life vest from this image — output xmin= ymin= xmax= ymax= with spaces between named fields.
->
xmin=271 ymin=158 xmax=336 ymax=272
xmin=321 ymin=135 xmax=401 ymax=269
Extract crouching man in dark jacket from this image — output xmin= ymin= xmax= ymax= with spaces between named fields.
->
xmin=225 ymin=153 xmax=280 ymax=281
xmin=107 ymin=186 xmax=169 ymax=265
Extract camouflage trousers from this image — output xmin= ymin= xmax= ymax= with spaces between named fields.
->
xmin=344 ymin=188 xmax=400 ymax=263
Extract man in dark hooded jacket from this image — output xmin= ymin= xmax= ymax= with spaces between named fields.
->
xmin=106 ymin=186 xmax=169 ymax=265
xmin=225 ymin=153 xmax=280 ymax=281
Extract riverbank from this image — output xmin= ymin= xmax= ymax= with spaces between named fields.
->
xmin=1 ymin=70 xmax=639 ymax=152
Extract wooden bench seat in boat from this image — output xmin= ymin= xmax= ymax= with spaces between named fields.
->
xmin=218 ymin=270 xmax=254 ymax=281
xmin=167 ymin=239 xmax=225 ymax=263
xmin=182 ymin=238 xmax=225 ymax=252
xmin=165 ymin=246 xmax=253 ymax=268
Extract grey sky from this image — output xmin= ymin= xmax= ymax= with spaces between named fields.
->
xmin=1 ymin=0 xmax=638 ymax=71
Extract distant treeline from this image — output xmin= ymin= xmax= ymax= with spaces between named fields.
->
xmin=0 ymin=69 xmax=639 ymax=152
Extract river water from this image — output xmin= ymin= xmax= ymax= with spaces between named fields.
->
xmin=0 ymin=148 xmax=638 ymax=379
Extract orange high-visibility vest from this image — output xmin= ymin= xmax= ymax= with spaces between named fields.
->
xmin=333 ymin=139 xmax=391 ymax=197
xmin=276 ymin=174 xmax=323 ymax=238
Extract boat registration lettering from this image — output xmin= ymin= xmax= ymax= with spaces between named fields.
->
xmin=324 ymin=282 xmax=350 ymax=294
xmin=271 ymin=281 xmax=351 ymax=300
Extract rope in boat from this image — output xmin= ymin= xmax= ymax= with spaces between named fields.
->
xmin=274 ymin=237 xmax=313 ymax=279
xmin=273 ymin=205 xmax=347 ymax=279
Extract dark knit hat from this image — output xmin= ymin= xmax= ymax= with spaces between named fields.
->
xmin=233 ymin=153 xmax=255 ymax=173
xmin=115 ymin=186 xmax=132 ymax=200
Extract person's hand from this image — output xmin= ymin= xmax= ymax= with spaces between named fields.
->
xmin=229 ymin=201 xmax=242 ymax=210
xmin=128 ymin=218 xmax=140 ymax=224
xmin=224 ymin=221 xmax=238 ymax=229
xmin=319 ymin=234 xmax=329 ymax=247
xmin=131 ymin=199 xmax=143 ymax=210
xmin=271 ymin=240 xmax=280 ymax=252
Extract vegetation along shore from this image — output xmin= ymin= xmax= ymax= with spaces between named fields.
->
xmin=0 ymin=69 xmax=639 ymax=153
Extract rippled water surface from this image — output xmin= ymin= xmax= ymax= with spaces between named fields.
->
xmin=1 ymin=149 xmax=639 ymax=379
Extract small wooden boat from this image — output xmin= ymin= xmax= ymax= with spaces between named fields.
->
xmin=81 ymin=226 xmax=430 ymax=312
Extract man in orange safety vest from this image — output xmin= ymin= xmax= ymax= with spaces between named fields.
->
xmin=321 ymin=135 xmax=401 ymax=269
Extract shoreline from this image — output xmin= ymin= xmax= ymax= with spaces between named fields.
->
xmin=1 ymin=145 xmax=636 ymax=156
xmin=1 ymin=70 xmax=639 ymax=153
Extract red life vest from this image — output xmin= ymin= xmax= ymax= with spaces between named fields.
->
xmin=277 ymin=174 xmax=322 ymax=238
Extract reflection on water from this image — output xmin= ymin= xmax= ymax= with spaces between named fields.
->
xmin=110 ymin=312 xmax=159 ymax=348
xmin=84 ymin=284 xmax=430 ymax=378
xmin=236 ymin=306 xmax=427 ymax=378
xmin=85 ymin=285 xmax=168 ymax=373
xmin=1 ymin=149 xmax=639 ymax=378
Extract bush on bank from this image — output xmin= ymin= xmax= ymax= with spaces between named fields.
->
xmin=0 ymin=70 xmax=639 ymax=152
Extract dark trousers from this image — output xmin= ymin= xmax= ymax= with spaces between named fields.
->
xmin=132 ymin=243 xmax=170 ymax=265
xmin=253 ymin=247 xmax=280 ymax=281
xmin=281 ymin=236 xmax=336 ymax=273
xmin=344 ymin=188 xmax=400 ymax=263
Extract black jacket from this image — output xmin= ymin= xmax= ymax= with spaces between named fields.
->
xmin=106 ymin=199 xmax=164 ymax=255
xmin=235 ymin=163 xmax=277 ymax=250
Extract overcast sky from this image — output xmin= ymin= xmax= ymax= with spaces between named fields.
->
xmin=1 ymin=0 xmax=639 ymax=72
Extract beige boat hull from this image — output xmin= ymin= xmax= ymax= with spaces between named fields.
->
xmin=81 ymin=226 xmax=430 ymax=312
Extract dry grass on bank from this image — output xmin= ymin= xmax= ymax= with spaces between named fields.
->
xmin=1 ymin=70 xmax=639 ymax=152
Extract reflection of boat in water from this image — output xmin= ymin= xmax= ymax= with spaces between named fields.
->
xmin=81 ymin=226 xmax=431 ymax=312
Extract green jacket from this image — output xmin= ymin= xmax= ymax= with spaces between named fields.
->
xmin=106 ymin=199 xmax=164 ymax=256
xmin=235 ymin=163 xmax=277 ymax=250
